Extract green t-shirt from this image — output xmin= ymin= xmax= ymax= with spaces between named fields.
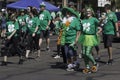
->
xmin=81 ymin=17 xmax=99 ymax=35
xmin=27 ymin=16 xmax=40 ymax=34
xmin=54 ymin=20 xmax=61 ymax=29
xmin=6 ymin=21 xmax=19 ymax=36
xmin=103 ymin=11 xmax=118 ymax=35
xmin=17 ymin=15 xmax=27 ymax=32
xmin=65 ymin=17 xmax=81 ymax=44
xmin=39 ymin=10 xmax=52 ymax=30
xmin=25 ymin=14 xmax=30 ymax=23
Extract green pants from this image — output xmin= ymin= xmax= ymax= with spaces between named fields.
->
xmin=82 ymin=46 xmax=96 ymax=68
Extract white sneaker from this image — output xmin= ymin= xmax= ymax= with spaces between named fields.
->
xmin=66 ymin=68 xmax=74 ymax=71
xmin=54 ymin=55 xmax=60 ymax=59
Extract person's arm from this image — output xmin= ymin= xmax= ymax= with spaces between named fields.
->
xmin=34 ymin=26 xmax=39 ymax=33
xmin=97 ymin=27 xmax=102 ymax=34
xmin=75 ymin=31 xmax=81 ymax=44
xmin=113 ymin=12 xmax=119 ymax=37
xmin=115 ymin=22 xmax=120 ymax=37
xmin=7 ymin=30 xmax=16 ymax=40
xmin=32 ymin=26 xmax=38 ymax=37
xmin=32 ymin=17 xmax=39 ymax=37
xmin=46 ymin=11 xmax=52 ymax=29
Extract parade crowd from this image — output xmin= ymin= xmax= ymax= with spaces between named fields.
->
xmin=0 ymin=2 xmax=120 ymax=74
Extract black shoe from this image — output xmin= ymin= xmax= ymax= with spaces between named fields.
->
xmin=95 ymin=57 xmax=101 ymax=61
xmin=1 ymin=61 xmax=7 ymax=66
xmin=18 ymin=59 xmax=24 ymax=64
xmin=107 ymin=59 xmax=113 ymax=65
xmin=46 ymin=47 xmax=50 ymax=51
xmin=73 ymin=63 xmax=80 ymax=71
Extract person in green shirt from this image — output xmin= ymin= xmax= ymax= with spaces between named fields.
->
xmin=79 ymin=8 xmax=101 ymax=73
xmin=25 ymin=9 xmax=40 ymax=59
xmin=53 ymin=15 xmax=62 ymax=59
xmin=1 ymin=14 xmax=24 ymax=66
xmin=102 ymin=4 xmax=119 ymax=64
xmin=38 ymin=2 xmax=52 ymax=51
xmin=17 ymin=9 xmax=28 ymax=38
xmin=62 ymin=7 xmax=81 ymax=71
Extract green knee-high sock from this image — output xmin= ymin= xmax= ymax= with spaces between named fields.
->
xmin=82 ymin=46 xmax=90 ymax=68
xmin=86 ymin=46 xmax=96 ymax=65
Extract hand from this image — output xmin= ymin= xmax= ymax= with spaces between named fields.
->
xmin=46 ymin=26 xmax=49 ymax=30
xmin=32 ymin=33 xmax=35 ymax=37
xmin=7 ymin=36 xmax=11 ymax=40
xmin=22 ymin=22 xmax=25 ymax=26
xmin=70 ymin=42 xmax=75 ymax=47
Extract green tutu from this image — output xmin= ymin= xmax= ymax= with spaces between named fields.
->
xmin=78 ymin=34 xmax=100 ymax=46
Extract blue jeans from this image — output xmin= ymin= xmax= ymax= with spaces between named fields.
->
xmin=64 ymin=44 xmax=77 ymax=59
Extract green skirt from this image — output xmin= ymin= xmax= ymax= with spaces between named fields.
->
xmin=78 ymin=34 xmax=100 ymax=46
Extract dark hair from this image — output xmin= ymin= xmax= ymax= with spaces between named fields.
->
xmin=27 ymin=6 xmax=32 ymax=13
xmin=27 ymin=6 xmax=32 ymax=9
xmin=104 ymin=4 xmax=111 ymax=10
xmin=9 ymin=14 xmax=16 ymax=21
xmin=31 ymin=9 xmax=38 ymax=16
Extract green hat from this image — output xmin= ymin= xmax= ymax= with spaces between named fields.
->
xmin=40 ymin=2 xmax=46 ymax=7
xmin=62 ymin=7 xmax=78 ymax=18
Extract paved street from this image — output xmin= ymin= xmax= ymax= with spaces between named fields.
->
xmin=0 ymin=35 xmax=120 ymax=80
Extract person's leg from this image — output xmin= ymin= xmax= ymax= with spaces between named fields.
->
xmin=34 ymin=34 xmax=41 ymax=57
xmin=95 ymin=46 xmax=101 ymax=60
xmin=13 ymin=37 xmax=24 ymax=64
xmin=39 ymin=30 xmax=44 ymax=50
xmin=108 ymin=47 xmax=113 ymax=60
xmin=61 ymin=45 xmax=67 ymax=64
xmin=66 ymin=45 xmax=75 ymax=71
xmin=85 ymin=46 xmax=96 ymax=65
xmin=64 ymin=44 xmax=69 ymax=64
xmin=95 ymin=46 xmax=100 ymax=56
xmin=72 ymin=48 xmax=80 ymax=70
xmin=45 ymin=30 xmax=50 ymax=51
xmin=54 ymin=44 xmax=61 ymax=58
xmin=106 ymin=35 xmax=114 ymax=64
xmin=46 ymin=38 xmax=50 ymax=50
xmin=26 ymin=50 xmax=30 ymax=58
xmin=85 ymin=46 xmax=99 ymax=72
xmin=2 ymin=45 xmax=8 ymax=66
xmin=82 ymin=46 xmax=90 ymax=68
xmin=68 ymin=46 xmax=75 ymax=64
xmin=82 ymin=46 xmax=91 ymax=73
xmin=39 ymin=38 xmax=42 ymax=50
xmin=1 ymin=38 xmax=11 ymax=66
xmin=25 ymin=34 xmax=32 ymax=58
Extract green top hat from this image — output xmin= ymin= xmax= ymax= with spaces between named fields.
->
xmin=40 ymin=2 xmax=46 ymax=7
xmin=62 ymin=7 xmax=78 ymax=18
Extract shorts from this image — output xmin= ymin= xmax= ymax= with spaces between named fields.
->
xmin=40 ymin=30 xmax=50 ymax=39
xmin=103 ymin=34 xmax=114 ymax=48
